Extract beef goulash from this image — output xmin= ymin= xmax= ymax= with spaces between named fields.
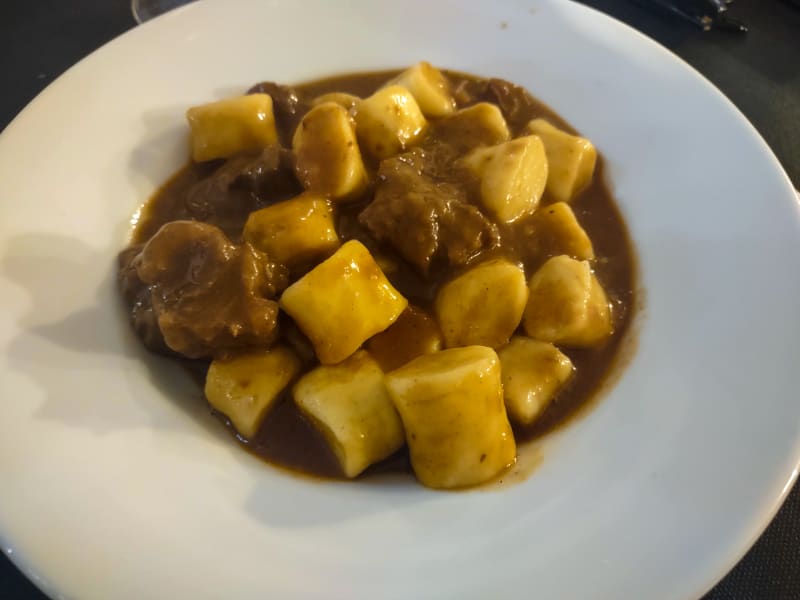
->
xmin=118 ymin=63 xmax=636 ymax=489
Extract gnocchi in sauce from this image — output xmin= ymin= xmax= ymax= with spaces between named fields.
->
xmin=118 ymin=64 xmax=636 ymax=489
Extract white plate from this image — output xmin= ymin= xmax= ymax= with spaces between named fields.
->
xmin=1 ymin=1 xmax=799 ymax=598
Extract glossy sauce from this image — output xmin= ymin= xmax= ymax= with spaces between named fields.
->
xmin=130 ymin=70 xmax=637 ymax=480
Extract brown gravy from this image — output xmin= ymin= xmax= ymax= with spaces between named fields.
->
xmin=128 ymin=70 xmax=637 ymax=480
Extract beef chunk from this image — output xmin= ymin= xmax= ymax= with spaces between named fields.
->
xmin=359 ymin=150 xmax=498 ymax=275
xmin=451 ymin=77 xmax=488 ymax=107
xmin=126 ymin=221 xmax=287 ymax=358
xmin=118 ymin=244 xmax=170 ymax=354
xmin=451 ymin=77 xmax=537 ymax=133
xmin=247 ymin=81 xmax=310 ymax=144
xmin=487 ymin=78 xmax=539 ymax=132
xmin=185 ymin=145 xmax=301 ymax=238
xmin=221 ymin=144 xmax=298 ymax=197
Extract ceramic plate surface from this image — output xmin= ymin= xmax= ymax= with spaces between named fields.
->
xmin=1 ymin=1 xmax=799 ymax=598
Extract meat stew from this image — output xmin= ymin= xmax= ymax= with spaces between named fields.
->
xmin=119 ymin=64 xmax=637 ymax=489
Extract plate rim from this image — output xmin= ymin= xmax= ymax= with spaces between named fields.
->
xmin=0 ymin=1 xmax=799 ymax=599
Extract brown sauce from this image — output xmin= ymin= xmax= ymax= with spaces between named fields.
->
xmin=126 ymin=69 xmax=637 ymax=480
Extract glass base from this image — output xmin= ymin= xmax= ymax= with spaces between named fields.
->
xmin=131 ymin=0 xmax=195 ymax=24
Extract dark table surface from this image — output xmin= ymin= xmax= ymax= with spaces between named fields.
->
xmin=1 ymin=1 xmax=798 ymax=598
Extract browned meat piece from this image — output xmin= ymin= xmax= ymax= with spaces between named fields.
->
xmin=487 ymin=78 xmax=539 ymax=132
xmin=185 ymin=145 xmax=301 ymax=239
xmin=126 ymin=221 xmax=287 ymax=359
xmin=223 ymin=145 xmax=298 ymax=197
xmin=359 ymin=150 xmax=498 ymax=275
xmin=119 ymin=245 xmax=145 ymax=305
xmin=118 ymin=245 xmax=170 ymax=354
xmin=246 ymin=81 xmax=310 ymax=144
xmin=451 ymin=77 xmax=489 ymax=108
xmin=451 ymin=77 xmax=538 ymax=133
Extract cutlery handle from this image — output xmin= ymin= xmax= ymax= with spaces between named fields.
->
xmin=628 ymin=0 xmax=712 ymax=30
xmin=628 ymin=0 xmax=747 ymax=32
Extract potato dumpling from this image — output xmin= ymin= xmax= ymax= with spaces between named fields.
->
xmin=460 ymin=135 xmax=548 ymax=223
xmin=293 ymin=351 xmax=405 ymax=478
xmin=523 ymin=255 xmax=612 ymax=347
xmin=311 ymin=92 xmax=361 ymax=111
xmin=498 ymin=337 xmax=574 ymax=425
xmin=366 ymin=306 xmax=443 ymax=371
xmin=431 ymin=102 xmax=510 ymax=150
xmin=385 ymin=346 xmax=516 ymax=489
xmin=279 ymin=240 xmax=408 ymax=365
xmin=387 ymin=62 xmax=455 ymax=118
xmin=435 ymin=259 xmax=528 ymax=349
xmin=243 ymin=194 xmax=339 ymax=268
xmin=292 ymin=102 xmax=368 ymax=201
xmin=355 ymin=85 xmax=427 ymax=159
xmin=187 ymin=94 xmax=278 ymax=162
xmin=205 ymin=346 xmax=301 ymax=439
xmin=527 ymin=118 xmax=597 ymax=203
xmin=529 ymin=201 xmax=594 ymax=261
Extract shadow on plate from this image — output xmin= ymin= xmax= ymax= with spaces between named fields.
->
xmin=1 ymin=230 xmax=435 ymax=527
xmin=0 ymin=231 xmax=225 ymax=441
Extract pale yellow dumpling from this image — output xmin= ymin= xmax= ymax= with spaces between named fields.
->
xmin=243 ymin=194 xmax=339 ymax=269
xmin=529 ymin=201 xmax=594 ymax=261
xmin=355 ymin=85 xmax=427 ymax=159
xmin=385 ymin=346 xmax=516 ymax=489
xmin=205 ymin=346 xmax=301 ymax=439
xmin=279 ymin=240 xmax=408 ymax=365
xmin=187 ymin=94 xmax=278 ymax=162
xmin=435 ymin=259 xmax=528 ymax=349
xmin=527 ymin=118 xmax=597 ymax=203
xmin=294 ymin=351 xmax=405 ymax=478
xmin=293 ymin=102 xmax=368 ymax=200
xmin=386 ymin=62 xmax=456 ymax=118
xmin=460 ymin=135 xmax=548 ymax=223
xmin=498 ymin=337 xmax=574 ymax=425
xmin=523 ymin=255 xmax=612 ymax=347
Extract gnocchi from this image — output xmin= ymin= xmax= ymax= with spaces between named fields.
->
xmin=120 ymin=65 xmax=635 ymax=490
